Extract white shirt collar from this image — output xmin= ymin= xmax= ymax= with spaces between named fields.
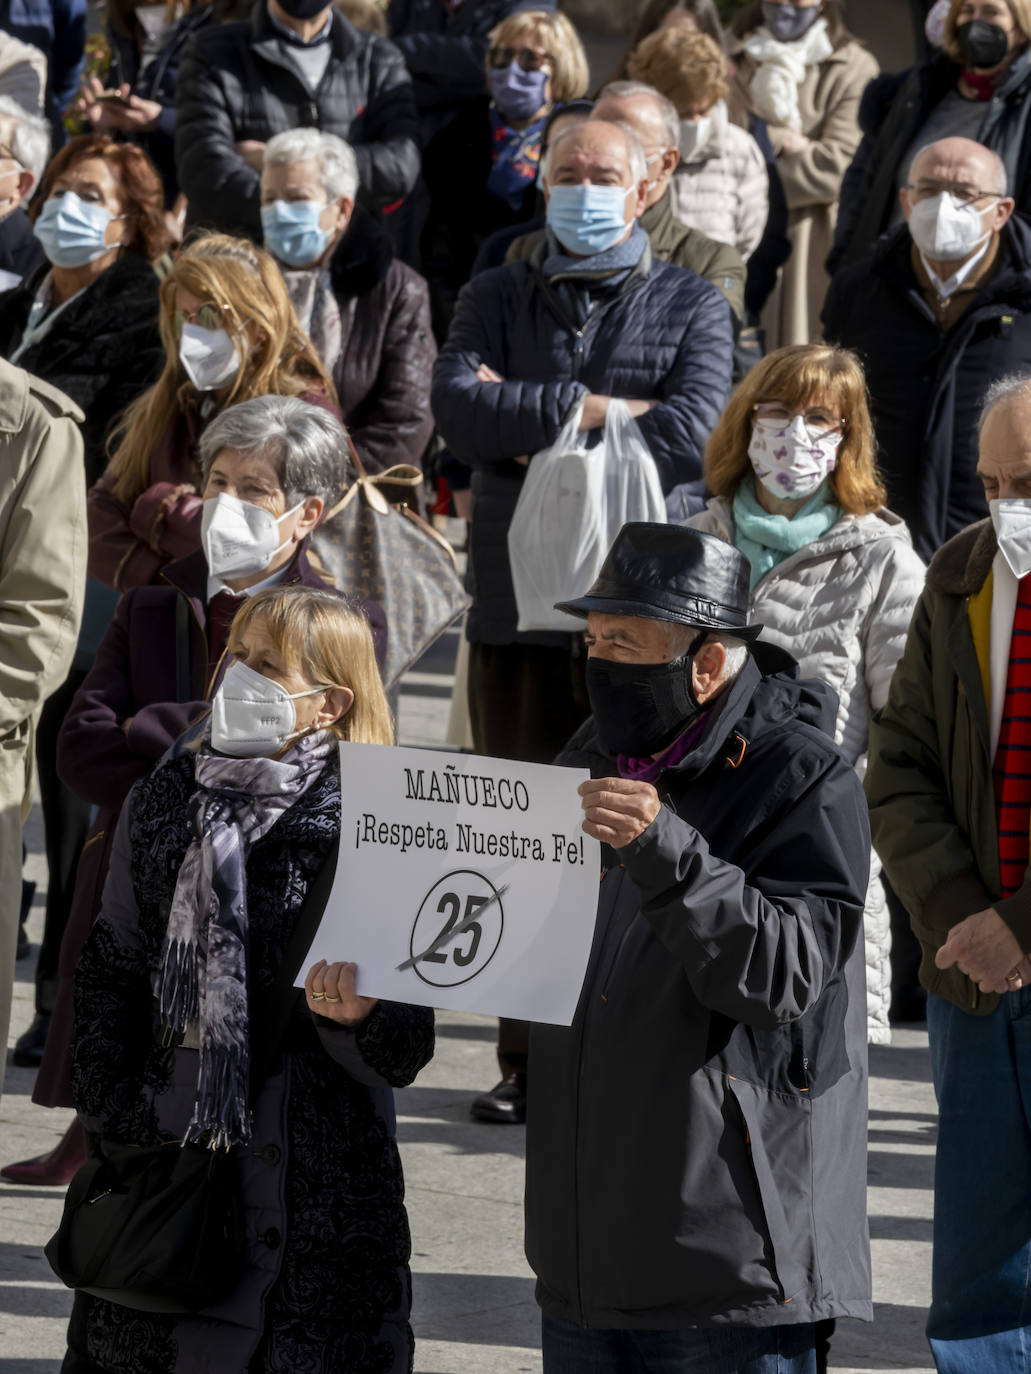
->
xmin=206 ymin=560 xmax=292 ymax=604
xmin=918 ymin=236 xmax=992 ymax=300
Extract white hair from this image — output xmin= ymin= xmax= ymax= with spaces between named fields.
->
xmin=0 ymin=94 xmax=50 ymax=182
xmin=540 ymin=118 xmax=648 ymax=188
xmin=978 ymin=371 xmax=1031 ymax=435
xmin=596 ymin=81 xmax=681 ymax=154
xmin=263 ymin=128 xmax=359 ymax=202
xmin=666 ymin=623 xmax=748 ymax=682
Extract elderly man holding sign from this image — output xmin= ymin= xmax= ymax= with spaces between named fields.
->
xmin=525 ymin=523 xmax=872 ymax=1373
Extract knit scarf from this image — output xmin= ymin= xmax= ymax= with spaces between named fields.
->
xmin=732 ymin=479 xmax=841 ymax=591
xmin=541 ymin=223 xmax=647 ymax=325
xmin=156 ymin=727 xmax=336 ymax=1149
xmin=743 ymin=18 xmax=834 ymax=132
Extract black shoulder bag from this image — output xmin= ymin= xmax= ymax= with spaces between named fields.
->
xmin=45 ymin=840 xmax=339 ymax=1312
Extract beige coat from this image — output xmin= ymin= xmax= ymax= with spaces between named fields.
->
xmin=0 ymin=359 xmax=85 ymax=1099
xmin=731 ymin=38 xmax=879 ymax=347
xmin=669 ymin=100 xmax=769 ymax=260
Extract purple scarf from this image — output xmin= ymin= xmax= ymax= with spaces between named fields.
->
xmin=156 ymin=727 xmax=336 ymax=1148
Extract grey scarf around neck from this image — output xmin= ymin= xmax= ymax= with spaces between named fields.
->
xmin=541 ymin=223 xmax=648 ymax=325
xmin=156 ymin=726 xmax=336 ymax=1149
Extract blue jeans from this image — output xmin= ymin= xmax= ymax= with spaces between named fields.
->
xmin=927 ymin=990 xmax=1031 ymax=1372
xmin=541 ymin=1314 xmax=816 ymax=1373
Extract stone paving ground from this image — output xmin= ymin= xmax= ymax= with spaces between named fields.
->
xmin=2 ymin=622 xmax=937 ymax=1372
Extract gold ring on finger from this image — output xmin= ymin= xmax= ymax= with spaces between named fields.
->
xmin=310 ymin=991 xmax=326 ymax=1001
xmin=323 ymin=994 xmax=341 ymax=1002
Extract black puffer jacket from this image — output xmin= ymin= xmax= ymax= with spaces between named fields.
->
xmin=823 ymin=215 xmax=1031 ymax=560
xmin=526 ymin=644 xmax=871 ymax=1330
xmin=0 ymin=253 xmax=163 ymax=486
xmin=431 ymin=239 xmax=734 ymax=646
xmin=830 ymin=50 xmax=1031 ymax=275
xmin=175 ymin=4 xmax=420 ymax=237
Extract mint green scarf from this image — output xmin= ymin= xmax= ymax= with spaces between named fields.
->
xmin=731 ymin=480 xmax=842 ymax=591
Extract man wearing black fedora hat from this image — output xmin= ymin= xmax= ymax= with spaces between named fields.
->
xmin=524 ymin=523 xmax=873 ymax=1372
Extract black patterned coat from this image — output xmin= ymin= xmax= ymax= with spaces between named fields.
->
xmin=68 ymin=746 xmax=435 ymax=1374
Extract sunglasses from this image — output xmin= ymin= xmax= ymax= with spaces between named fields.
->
xmin=171 ymin=302 xmax=229 ymax=335
xmin=488 ymin=46 xmax=553 ymax=72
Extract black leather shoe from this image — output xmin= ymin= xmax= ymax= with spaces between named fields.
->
xmin=12 ymin=1012 xmax=51 ymax=1068
xmin=470 ymin=1072 xmax=526 ymax=1124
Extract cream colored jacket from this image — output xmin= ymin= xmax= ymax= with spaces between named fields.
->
xmin=669 ymin=101 xmax=769 ymax=261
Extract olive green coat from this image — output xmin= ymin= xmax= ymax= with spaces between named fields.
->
xmin=866 ymin=519 xmax=1031 ymax=1014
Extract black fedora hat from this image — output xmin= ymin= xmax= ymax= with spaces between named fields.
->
xmin=555 ymin=522 xmax=763 ymax=641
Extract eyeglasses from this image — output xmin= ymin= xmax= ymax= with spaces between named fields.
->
xmin=171 ymin=302 xmax=229 ymax=335
xmin=753 ymin=402 xmax=845 ymax=438
xmin=904 ymin=180 xmax=1001 ymax=206
xmin=488 ymin=45 xmax=554 ymax=72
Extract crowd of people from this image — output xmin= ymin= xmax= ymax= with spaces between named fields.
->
xmin=2 ymin=0 xmax=1031 ymax=1370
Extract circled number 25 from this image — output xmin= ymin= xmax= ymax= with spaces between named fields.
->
xmin=423 ymin=892 xmax=488 ymax=967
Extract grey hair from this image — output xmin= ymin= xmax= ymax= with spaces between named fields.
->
xmin=911 ymin=138 xmax=1008 ymax=195
xmin=198 ymin=395 xmax=351 ymax=508
xmin=0 ymin=94 xmax=50 ymax=181
xmin=263 ymin=128 xmax=359 ymax=202
xmin=978 ymin=372 xmax=1031 ymax=435
xmin=596 ymin=81 xmax=681 ymax=154
xmin=540 ymin=118 xmax=648 ymax=187
xmin=666 ymin=624 xmax=748 ymax=682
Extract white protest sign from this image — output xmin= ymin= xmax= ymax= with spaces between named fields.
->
xmin=297 ymin=743 xmax=601 ymax=1024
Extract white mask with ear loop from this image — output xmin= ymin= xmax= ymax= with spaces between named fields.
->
xmin=201 ymin=492 xmax=306 ymax=581
xmin=991 ymin=498 xmax=1031 ymax=579
xmin=211 ymin=660 xmax=331 ymax=757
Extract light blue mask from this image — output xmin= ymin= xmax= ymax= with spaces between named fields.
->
xmin=261 ymin=199 xmax=329 ymax=268
xmin=546 ymin=183 xmax=631 ymax=257
xmin=33 ymin=191 xmax=120 ymax=268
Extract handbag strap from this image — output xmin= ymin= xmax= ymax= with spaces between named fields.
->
xmin=175 ymin=596 xmax=191 ymax=704
xmin=248 ymin=836 xmax=340 ymax=1095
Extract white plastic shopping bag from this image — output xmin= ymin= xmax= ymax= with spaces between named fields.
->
xmin=507 ymin=398 xmax=666 ymax=633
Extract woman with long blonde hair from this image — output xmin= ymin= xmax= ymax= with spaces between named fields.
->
xmin=65 ymin=584 xmax=433 ymax=1373
xmin=87 ymin=231 xmax=338 ymax=591
xmin=689 ymin=343 xmax=925 ymax=1046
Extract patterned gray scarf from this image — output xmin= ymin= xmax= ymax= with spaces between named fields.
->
xmin=156 ymin=728 xmax=336 ymax=1148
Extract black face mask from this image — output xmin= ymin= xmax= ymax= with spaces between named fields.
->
xmin=956 ymin=19 xmax=1010 ymax=69
xmin=585 ymin=645 xmax=703 ymax=759
xmin=275 ymin=0 xmax=331 ymax=19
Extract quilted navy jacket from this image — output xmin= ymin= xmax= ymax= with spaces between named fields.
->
xmin=431 ymin=243 xmax=734 ymax=646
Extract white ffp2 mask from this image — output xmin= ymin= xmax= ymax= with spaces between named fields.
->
xmin=908 ymin=192 xmax=992 ymax=263
xmin=201 ymin=492 xmax=304 ymax=581
xmin=179 ymin=321 xmax=241 ymax=391
xmin=211 ymin=659 xmax=328 ymax=758
xmin=991 ymin=498 xmax=1031 ymax=579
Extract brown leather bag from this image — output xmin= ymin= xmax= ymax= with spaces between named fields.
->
xmin=311 ymin=441 xmax=470 ymax=689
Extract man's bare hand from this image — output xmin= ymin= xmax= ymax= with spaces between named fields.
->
xmin=934 ymin=906 xmax=1027 ymax=994
xmin=579 ymin=777 xmax=660 ymax=849
xmin=235 ymin=139 xmax=266 ymax=171
xmin=476 ymin=363 xmax=504 ymax=383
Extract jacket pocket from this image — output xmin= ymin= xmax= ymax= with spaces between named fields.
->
xmin=725 ymin=1075 xmax=814 ymax=1304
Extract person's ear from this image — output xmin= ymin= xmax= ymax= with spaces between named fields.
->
xmin=540 ymin=174 xmax=551 ymax=206
xmin=630 ymin=176 xmax=649 ymax=219
xmin=662 ymin=147 xmax=680 ymax=177
xmin=16 ymin=168 xmax=34 ymax=203
xmin=316 ymin=685 xmax=354 ymax=728
xmin=992 ymin=195 xmax=1016 ymax=230
xmin=898 ymin=186 xmax=913 ymax=221
xmin=324 ymin=194 xmax=353 ymax=235
xmin=691 ymin=639 xmax=726 ymax=704
xmin=294 ymin=495 xmax=324 ymax=538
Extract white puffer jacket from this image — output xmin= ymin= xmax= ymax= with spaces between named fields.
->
xmin=688 ymin=497 xmax=926 ymax=1043
xmin=669 ymin=100 xmax=769 ymax=260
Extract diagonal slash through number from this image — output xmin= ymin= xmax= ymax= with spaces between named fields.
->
xmin=397 ymin=883 xmax=510 ymax=972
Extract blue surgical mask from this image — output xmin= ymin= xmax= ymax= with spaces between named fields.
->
xmin=33 ymin=191 xmax=122 ymax=268
xmin=546 ymin=184 xmax=632 ymax=257
xmin=486 ymin=61 xmax=550 ymax=125
xmin=260 ymin=199 xmax=329 ymax=268
xmin=761 ymin=2 xmax=822 ymax=43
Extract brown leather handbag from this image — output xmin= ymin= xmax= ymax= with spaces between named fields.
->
xmin=311 ymin=441 xmax=470 ymax=689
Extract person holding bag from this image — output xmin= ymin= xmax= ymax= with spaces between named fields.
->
xmin=58 ymin=585 xmax=434 ymax=1374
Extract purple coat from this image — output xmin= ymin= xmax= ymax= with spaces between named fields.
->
xmin=34 ymin=545 xmax=386 ymax=1107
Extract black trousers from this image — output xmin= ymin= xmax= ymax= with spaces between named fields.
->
xmin=34 ymin=669 xmax=90 ymax=1017
xmin=467 ymin=640 xmax=591 ymax=1076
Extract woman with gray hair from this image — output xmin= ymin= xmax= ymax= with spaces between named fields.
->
xmin=260 ymin=127 xmax=436 ymax=474
xmin=1 ymin=393 xmax=386 ymax=1188
xmin=0 ymin=94 xmax=49 ymax=288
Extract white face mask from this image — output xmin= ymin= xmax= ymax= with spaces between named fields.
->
xmin=747 ymin=413 xmax=842 ymax=499
xmin=179 ymin=321 xmax=242 ymax=392
xmin=201 ymin=492 xmax=305 ymax=581
xmin=991 ymin=498 xmax=1031 ymax=579
xmin=211 ymin=659 xmax=329 ymax=758
xmin=679 ymin=116 xmax=712 ymax=159
xmin=907 ymin=191 xmax=993 ymax=263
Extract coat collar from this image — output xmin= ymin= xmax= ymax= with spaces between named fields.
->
xmin=250 ymin=1 xmax=356 ymax=64
xmin=926 ymin=517 xmax=996 ymax=596
xmin=161 ymin=540 xmax=324 ymax=606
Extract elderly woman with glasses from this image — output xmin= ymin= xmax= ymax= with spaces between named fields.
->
xmin=3 ymin=395 xmax=386 ymax=1186
xmin=688 ymin=343 xmax=926 ymax=1046
xmin=63 ymin=584 xmax=433 ymax=1373
xmin=260 ymin=128 xmax=436 ymax=474
xmin=420 ymin=7 xmax=590 ymax=333
xmin=87 ymin=231 xmax=338 ymax=593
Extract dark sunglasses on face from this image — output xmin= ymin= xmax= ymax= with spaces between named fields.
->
xmin=171 ymin=302 xmax=229 ymax=336
xmin=488 ymin=46 xmax=554 ymax=72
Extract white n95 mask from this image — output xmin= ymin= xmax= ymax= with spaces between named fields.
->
xmin=201 ymin=492 xmax=304 ymax=581
xmin=908 ymin=192 xmax=992 ymax=263
xmin=179 ymin=322 xmax=242 ymax=391
xmin=211 ymin=660 xmax=329 ymax=757
xmin=991 ymin=498 xmax=1031 ymax=579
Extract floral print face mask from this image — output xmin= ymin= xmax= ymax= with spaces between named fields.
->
xmin=747 ymin=413 xmax=843 ymax=499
